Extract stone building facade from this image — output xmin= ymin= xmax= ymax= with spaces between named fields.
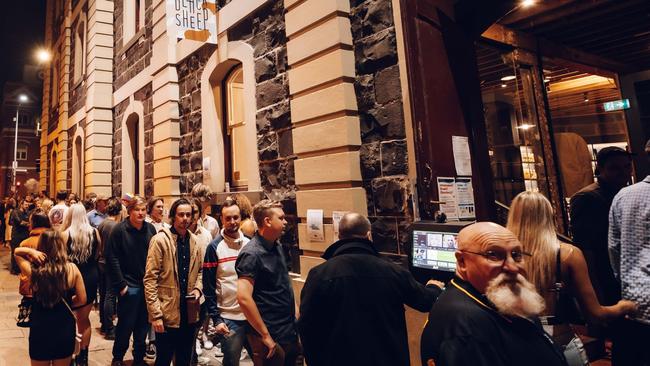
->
xmin=41 ymin=0 xmax=421 ymax=272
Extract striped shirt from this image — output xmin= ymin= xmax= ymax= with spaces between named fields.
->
xmin=609 ymin=176 xmax=650 ymax=324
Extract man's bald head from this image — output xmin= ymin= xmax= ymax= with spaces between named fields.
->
xmin=339 ymin=213 xmax=372 ymax=240
xmin=457 ymin=222 xmax=519 ymax=252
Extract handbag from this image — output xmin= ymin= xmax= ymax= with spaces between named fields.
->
xmin=551 ymin=248 xmax=589 ymax=366
xmin=186 ymin=295 xmax=201 ymax=324
xmin=62 ymin=298 xmax=82 ymax=356
xmin=16 ymin=297 xmax=32 ymax=328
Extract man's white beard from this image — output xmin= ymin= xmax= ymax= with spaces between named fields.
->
xmin=485 ymin=273 xmax=545 ymax=319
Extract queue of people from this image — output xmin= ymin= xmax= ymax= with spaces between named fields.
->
xmin=5 ymin=140 xmax=649 ymax=366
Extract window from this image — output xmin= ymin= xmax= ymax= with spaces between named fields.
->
xmin=124 ymin=0 xmax=145 ymax=42
xmin=73 ymin=17 xmax=86 ymax=84
xmin=17 ymin=144 xmax=28 ymax=161
xmin=50 ymin=58 xmax=59 ymax=109
xmin=18 ymin=114 xmax=31 ymax=126
xmin=224 ymin=64 xmax=248 ymax=190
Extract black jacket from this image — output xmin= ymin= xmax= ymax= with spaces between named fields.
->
xmin=570 ymin=180 xmax=621 ymax=305
xmin=298 ymin=238 xmax=442 ymax=366
xmin=105 ymin=219 xmax=156 ymax=292
xmin=421 ymin=277 xmax=567 ymax=366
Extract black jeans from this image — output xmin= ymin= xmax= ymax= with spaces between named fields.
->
xmin=612 ymin=318 xmax=650 ymax=366
xmin=112 ymin=286 xmax=149 ymax=361
xmin=248 ymin=332 xmax=301 ymax=366
xmin=98 ymin=263 xmax=115 ymax=331
xmin=155 ymin=322 xmax=200 ymax=366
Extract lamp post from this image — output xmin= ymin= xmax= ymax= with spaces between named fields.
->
xmin=13 ymin=94 xmax=29 ymax=193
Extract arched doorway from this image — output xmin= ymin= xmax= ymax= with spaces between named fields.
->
xmin=50 ymin=149 xmax=57 ymax=194
xmin=72 ymin=134 xmax=83 ymax=197
xmin=123 ymin=112 xmax=144 ymax=195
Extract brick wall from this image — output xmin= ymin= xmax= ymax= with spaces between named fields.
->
xmin=113 ymin=0 xmax=153 ymax=90
xmin=351 ymin=0 xmax=412 ymax=261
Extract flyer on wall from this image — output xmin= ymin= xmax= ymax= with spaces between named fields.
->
xmin=455 ymin=177 xmax=476 ymax=220
xmin=436 ymin=177 xmax=459 ymax=221
xmin=306 ymin=209 xmax=325 ymax=242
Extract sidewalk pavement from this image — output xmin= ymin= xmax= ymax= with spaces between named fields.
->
xmin=0 ymin=246 xmax=251 ymax=366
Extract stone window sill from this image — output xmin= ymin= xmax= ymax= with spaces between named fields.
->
xmin=117 ymin=28 xmax=146 ymax=59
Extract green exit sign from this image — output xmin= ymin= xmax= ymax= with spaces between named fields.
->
xmin=603 ymin=99 xmax=630 ymax=111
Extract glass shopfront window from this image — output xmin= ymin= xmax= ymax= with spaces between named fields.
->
xmin=476 ymin=43 xmax=550 ymax=207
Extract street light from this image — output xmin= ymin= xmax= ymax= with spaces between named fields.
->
xmin=13 ymin=94 xmax=29 ymax=193
xmin=36 ymin=48 xmax=52 ymax=64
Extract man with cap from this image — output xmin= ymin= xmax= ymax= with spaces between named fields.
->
xmin=87 ymin=194 xmax=109 ymax=228
xmin=570 ymin=146 xmax=632 ymax=307
xmin=607 ymin=138 xmax=650 ymax=366
xmin=420 ymin=222 xmax=567 ymax=366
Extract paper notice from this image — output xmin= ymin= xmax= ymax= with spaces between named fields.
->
xmin=332 ymin=211 xmax=349 ymax=240
xmin=437 ymin=177 xmax=459 ymax=221
xmin=455 ymin=177 xmax=476 ymax=220
xmin=306 ymin=209 xmax=325 ymax=242
xmin=202 ymin=157 xmax=211 ymax=178
xmin=452 ymin=136 xmax=472 ymax=176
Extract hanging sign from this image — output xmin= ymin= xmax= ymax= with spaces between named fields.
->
xmin=602 ymin=99 xmax=630 ymax=112
xmin=167 ymin=0 xmax=218 ymax=44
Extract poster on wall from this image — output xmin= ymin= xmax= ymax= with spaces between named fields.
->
xmin=455 ymin=177 xmax=476 ymax=220
xmin=436 ymin=177 xmax=459 ymax=221
xmin=306 ymin=209 xmax=325 ymax=242
xmin=452 ymin=136 xmax=472 ymax=176
xmin=332 ymin=211 xmax=349 ymax=240
xmin=167 ymin=0 xmax=218 ymax=44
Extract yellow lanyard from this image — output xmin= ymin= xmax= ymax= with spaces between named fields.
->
xmin=450 ymin=279 xmax=512 ymax=323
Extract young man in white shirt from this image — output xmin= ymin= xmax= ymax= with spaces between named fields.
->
xmin=203 ymin=199 xmax=250 ymax=366
xmin=48 ymin=190 xmax=69 ymax=231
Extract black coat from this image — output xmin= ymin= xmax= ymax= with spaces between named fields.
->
xmin=105 ymin=219 xmax=156 ymax=292
xmin=298 ymin=238 xmax=441 ymax=366
xmin=421 ymin=277 xmax=568 ymax=366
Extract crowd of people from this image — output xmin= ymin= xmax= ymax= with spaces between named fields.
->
xmin=1 ymin=140 xmax=648 ymax=366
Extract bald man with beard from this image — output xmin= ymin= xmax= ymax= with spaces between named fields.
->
xmin=420 ymin=222 xmax=568 ymax=366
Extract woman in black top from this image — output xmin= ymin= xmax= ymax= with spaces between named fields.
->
xmin=14 ymin=230 xmax=86 ymax=365
xmin=10 ymin=198 xmax=32 ymax=274
xmin=61 ymin=203 xmax=100 ymax=366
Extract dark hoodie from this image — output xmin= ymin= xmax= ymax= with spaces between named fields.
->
xmin=298 ymin=237 xmax=442 ymax=366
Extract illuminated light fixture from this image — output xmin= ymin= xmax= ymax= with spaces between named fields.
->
xmin=501 ymin=75 xmax=516 ymax=81
xmin=544 ymin=78 xmax=551 ymax=83
xmin=517 ymin=124 xmax=534 ymax=130
xmin=521 ymin=0 xmax=536 ymax=7
xmin=36 ymin=48 xmax=52 ymax=63
xmin=501 ymin=83 xmax=507 ymax=88
xmin=583 ymin=93 xmax=589 ymax=102
xmin=18 ymin=94 xmax=29 ymax=103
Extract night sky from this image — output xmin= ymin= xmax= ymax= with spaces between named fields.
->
xmin=0 ymin=1 xmax=46 ymax=98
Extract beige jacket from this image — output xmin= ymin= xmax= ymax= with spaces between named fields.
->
xmin=144 ymin=227 xmax=203 ymax=328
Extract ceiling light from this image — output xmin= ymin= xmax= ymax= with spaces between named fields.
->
xmin=521 ymin=0 xmax=535 ymax=7
xmin=517 ymin=124 xmax=534 ymax=130
xmin=544 ymin=78 xmax=551 ymax=83
xmin=501 ymin=75 xmax=516 ymax=81
xmin=501 ymin=83 xmax=507 ymax=88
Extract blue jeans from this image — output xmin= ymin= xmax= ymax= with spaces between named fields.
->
xmin=112 ymin=286 xmax=149 ymax=361
xmin=220 ymin=319 xmax=247 ymax=366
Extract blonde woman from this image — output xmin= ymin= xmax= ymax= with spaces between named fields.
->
xmin=61 ymin=203 xmax=100 ymax=366
xmin=507 ymin=192 xmax=636 ymax=363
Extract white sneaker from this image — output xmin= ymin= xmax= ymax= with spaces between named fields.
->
xmin=197 ymin=355 xmax=211 ymax=365
xmin=240 ymin=348 xmax=248 ymax=361
xmin=196 ymin=339 xmax=203 ymax=356
xmin=201 ymin=332 xmax=214 ymax=350
xmin=214 ymin=344 xmax=224 ymax=357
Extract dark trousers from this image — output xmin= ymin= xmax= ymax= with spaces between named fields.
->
xmin=155 ymin=323 xmax=199 ymax=366
xmin=98 ymin=264 xmax=116 ymax=331
xmin=247 ymin=333 xmax=301 ymax=366
xmin=612 ymin=319 xmax=650 ymax=366
xmin=10 ymin=240 xmax=20 ymax=273
xmin=112 ymin=286 xmax=149 ymax=362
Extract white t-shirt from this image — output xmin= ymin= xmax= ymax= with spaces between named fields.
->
xmin=48 ymin=203 xmax=69 ymax=231
xmin=199 ymin=215 xmax=220 ymax=239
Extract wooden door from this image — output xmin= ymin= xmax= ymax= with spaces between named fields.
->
xmin=399 ymin=0 xmax=496 ymax=220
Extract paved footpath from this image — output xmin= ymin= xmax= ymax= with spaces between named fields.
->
xmin=0 ymin=246 xmax=251 ymax=366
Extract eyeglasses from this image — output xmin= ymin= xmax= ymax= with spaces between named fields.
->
xmin=461 ymin=249 xmax=532 ymax=264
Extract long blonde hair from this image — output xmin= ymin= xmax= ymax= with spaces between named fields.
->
xmin=63 ymin=203 xmax=95 ymax=263
xmin=506 ymin=191 xmax=559 ymax=294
